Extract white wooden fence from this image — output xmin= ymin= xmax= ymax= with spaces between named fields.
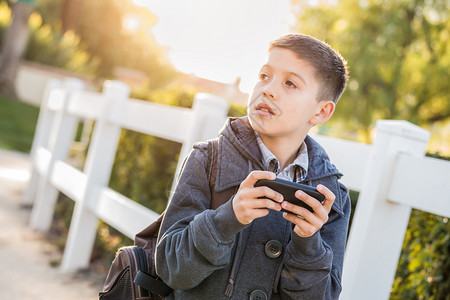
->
xmin=23 ymin=79 xmax=450 ymax=300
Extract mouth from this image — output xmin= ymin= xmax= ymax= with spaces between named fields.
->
xmin=255 ymin=102 xmax=275 ymax=116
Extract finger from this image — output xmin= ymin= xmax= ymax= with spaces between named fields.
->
xmin=251 ymin=208 xmax=272 ymax=220
xmin=283 ymin=211 xmax=305 ymax=225
xmin=283 ymin=212 xmax=317 ymax=237
xmin=237 ymin=187 xmax=283 ymax=210
xmin=282 ymin=191 xmax=328 ymax=225
xmin=294 ymin=190 xmax=325 ymax=214
xmin=316 ymin=184 xmax=335 ymax=212
xmin=240 ymin=170 xmax=276 ymax=189
xmin=253 ymin=186 xmax=284 ymax=203
xmin=252 ymin=197 xmax=282 ymax=211
xmin=234 ymin=206 xmax=271 ymax=225
xmin=282 ymin=205 xmax=324 ymax=230
xmin=281 ymin=200 xmax=314 ymax=219
xmin=236 ymin=184 xmax=283 ymax=204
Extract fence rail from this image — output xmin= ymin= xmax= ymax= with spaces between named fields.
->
xmin=24 ymin=79 xmax=450 ymax=300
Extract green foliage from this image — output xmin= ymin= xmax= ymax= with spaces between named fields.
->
xmin=344 ymin=155 xmax=449 ymax=299
xmin=0 ymin=2 xmax=99 ymax=75
xmin=293 ymin=4 xmax=450 ymax=296
xmin=109 ymin=87 xmax=247 ymax=215
xmin=47 ymin=194 xmax=75 ymax=253
xmin=294 ymin=0 xmax=449 ymax=141
xmin=228 ymin=102 xmax=247 ymax=117
xmin=110 ymin=130 xmax=181 ymax=214
xmin=66 ymin=0 xmax=177 ymax=87
xmin=0 ymin=94 xmax=39 ymax=152
xmin=2 ymin=0 xmax=177 ymax=86
xmin=346 ymin=155 xmax=450 ymax=299
xmin=0 ymin=1 xmax=10 ymax=42
xmin=347 ymin=189 xmax=359 ymax=236
xmin=141 ymin=86 xmax=196 ymax=109
xmin=109 ymin=88 xmax=195 ymax=214
xmin=92 ymin=220 xmax=133 ymax=269
xmin=390 ymin=153 xmax=450 ymax=299
xmin=391 ymin=210 xmax=450 ymax=300
xmin=25 ymin=12 xmax=99 ymax=75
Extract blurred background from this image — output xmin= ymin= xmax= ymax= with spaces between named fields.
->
xmin=0 ymin=0 xmax=448 ymax=298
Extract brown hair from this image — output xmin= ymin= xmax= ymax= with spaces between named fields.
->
xmin=269 ymin=33 xmax=349 ymax=103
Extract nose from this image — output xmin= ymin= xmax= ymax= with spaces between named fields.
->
xmin=262 ymin=81 xmax=277 ymax=100
xmin=262 ymin=85 xmax=276 ymax=100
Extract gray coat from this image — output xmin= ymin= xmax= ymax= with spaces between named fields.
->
xmin=155 ymin=117 xmax=351 ymax=299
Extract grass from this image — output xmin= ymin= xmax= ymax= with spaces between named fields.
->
xmin=0 ymin=95 xmax=39 ymax=153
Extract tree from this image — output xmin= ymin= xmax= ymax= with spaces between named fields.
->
xmin=293 ymin=1 xmax=450 ymax=298
xmin=72 ymin=0 xmax=176 ymax=88
xmin=0 ymin=0 xmax=35 ymax=98
xmin=293 ymin=0 xmax=449 ymax=141
xmin=35 ymin=0 xmax=177 ymax=89
xmin=60 ymin=0 xmax=82 ymax=33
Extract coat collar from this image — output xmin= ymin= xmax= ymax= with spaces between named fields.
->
xmin=214 ymin=117 xmax=342 ymax=191
xmin=215 ymin=117 xmax=262 ymax=192
xmin=304 ymin=135 xmax=343 ymax=181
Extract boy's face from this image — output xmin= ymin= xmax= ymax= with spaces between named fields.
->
xmin=248 ymin=47 xmax=331 ymax=140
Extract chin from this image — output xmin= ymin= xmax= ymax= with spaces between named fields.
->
xmin=248 ymin=113 xmax=266 ymax=131
xmin=248 ymin=116 xmax=275 ymax=136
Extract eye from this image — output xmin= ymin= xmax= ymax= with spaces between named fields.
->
xmin=259 ymin=73 xmax=269 ymax=81
xmin=285 ymin=80 xmax=297 ymax=89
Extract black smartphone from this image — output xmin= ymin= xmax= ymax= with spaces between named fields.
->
xmin=255 ymin=178 xmax=325 ymax=213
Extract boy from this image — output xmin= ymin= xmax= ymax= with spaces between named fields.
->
xmin=155 ymin=33 xmax=351 ymax=299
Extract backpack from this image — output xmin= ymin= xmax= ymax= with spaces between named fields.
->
xmin=99 ymin=139 xmax=236 ymax=299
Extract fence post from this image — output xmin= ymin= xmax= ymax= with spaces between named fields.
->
xmin=174 ymin=93 xmax=229 ymax=187
xmin=341 ymin=120 xmax=430 ymax=300
xmin=60 ymin=80 xmax=130 ymax=272
xmin=29 ymin=78 xmax=84 ymax=231
xmin=23 ymin=79 xmax=62 ymax=205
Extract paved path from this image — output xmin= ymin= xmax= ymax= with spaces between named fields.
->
xmin=0 ymin=149 xmax=103 ymax=299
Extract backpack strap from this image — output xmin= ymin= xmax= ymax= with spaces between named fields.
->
xmin=207 ymin=139 xmax=218 ymax=206
xmin=134 ymin=269 xmax=172 ymax=297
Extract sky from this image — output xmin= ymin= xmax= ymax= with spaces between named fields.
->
xmin=133 ymin=0 xmax=295 ymax=93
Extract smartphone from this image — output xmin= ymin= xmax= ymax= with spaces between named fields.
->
xmin=255 ymin=178 xmax=325 ymax=213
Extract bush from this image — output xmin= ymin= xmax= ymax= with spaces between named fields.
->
xmin=25 ymin=12 xmax=99 ymax=75
xmin=109 ymin=87 xmax=247 ymax=213
xmin=109 ymin=130 xmax=181 ymax=214
xmin=390 ymin=153 xmax=450 ymax=300
xmin=108 ymin=88 xmax=196 ymax=213
xmin=391 ymin=210 xmax=450 ymax=300
xmin=343 ymin=154 xmax=449 ymax=299
xmin=0 ymin=3 xmax=99 ymax=75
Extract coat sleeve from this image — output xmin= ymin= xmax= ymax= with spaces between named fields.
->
xmin=155 ymin=146 xmax=248 ymax=290
xmin=279 ymin=181 xmax=351 ymax=299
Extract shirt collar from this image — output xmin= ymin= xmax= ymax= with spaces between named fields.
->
xmin=254 ymin=131 xmax=308 ymax=182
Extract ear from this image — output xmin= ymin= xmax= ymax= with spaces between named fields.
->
xmin=309 ymin=101 xmax=335 ymax=125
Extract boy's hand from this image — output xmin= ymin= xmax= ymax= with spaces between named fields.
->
xmin=233 ymin=171 xmax=283 ymax=225
xmin=282 ymin=184 xmax=335 ymax=238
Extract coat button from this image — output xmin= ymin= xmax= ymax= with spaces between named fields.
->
xmin=264 ymin=240 xmax=282 ymax=258
xmin=249 ymin=289 xmax=268 ymax=300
